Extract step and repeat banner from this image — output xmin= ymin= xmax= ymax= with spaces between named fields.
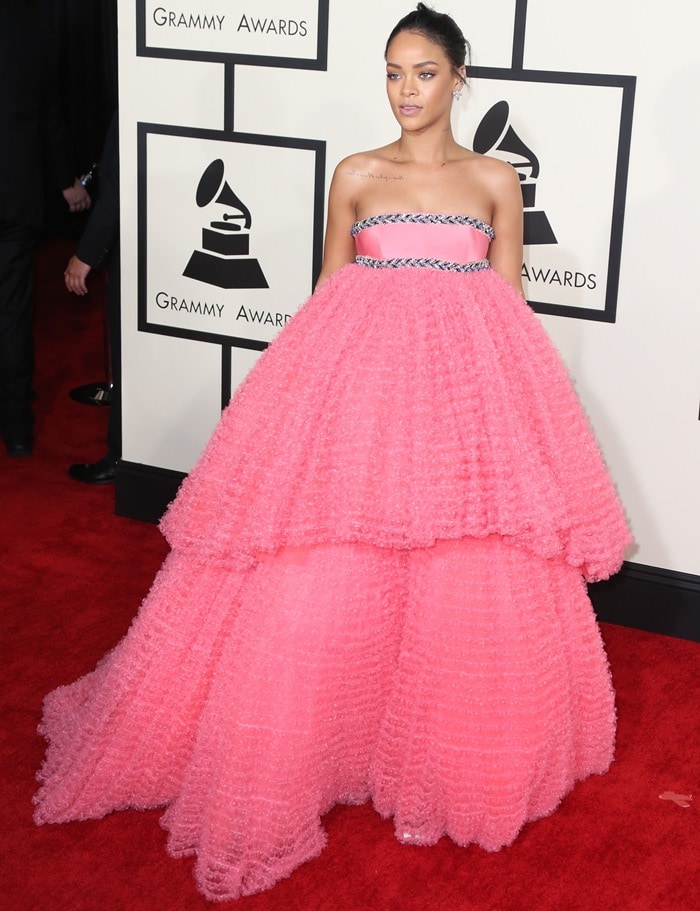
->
xmin=118 ymin=0 xmax=699 ymax=576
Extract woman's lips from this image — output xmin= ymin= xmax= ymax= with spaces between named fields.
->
xmin=399 ymin=104 xmax=421 ymax=115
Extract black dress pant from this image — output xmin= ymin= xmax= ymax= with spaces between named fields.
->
xmin=105 ymin=244 xmax=121 ymax=458
xmin=0 ymin=221 xmax=40 ymax=437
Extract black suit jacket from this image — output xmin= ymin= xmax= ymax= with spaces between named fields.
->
xmin=77 ymin=113 xmax=119 ymax=268
xmin=0 ymin=1 xmax=75 ymax=227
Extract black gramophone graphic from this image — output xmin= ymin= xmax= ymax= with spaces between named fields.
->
xmin=183 ymin=159 xmax=269 ymax=289
xmin=473 ymin=101 xmax=557 ymax=245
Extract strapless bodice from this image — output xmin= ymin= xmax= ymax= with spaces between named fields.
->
xmin=351 ymin=213 xmax=494 ymax=272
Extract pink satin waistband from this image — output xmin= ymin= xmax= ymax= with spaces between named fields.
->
xmin=354 ymin=221 xmax=491 ymax=264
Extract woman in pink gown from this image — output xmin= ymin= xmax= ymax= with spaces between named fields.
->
xmin=34 ymin=4 xmax=631 ymax=902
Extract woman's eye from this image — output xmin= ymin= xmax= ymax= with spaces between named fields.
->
xmin=386 ymin=73 xmax=400 ymax=80
xmin=419 ymin=72 xmax=435 ymax=79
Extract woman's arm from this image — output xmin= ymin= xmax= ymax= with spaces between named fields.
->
xmin=484 ymin=159 xmax=525 ymax=296
xmin=314 ymin=160 xmax=359 ymax=289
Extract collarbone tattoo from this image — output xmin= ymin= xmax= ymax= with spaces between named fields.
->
xmin=346 ymin=168 xmax=404 ymax=182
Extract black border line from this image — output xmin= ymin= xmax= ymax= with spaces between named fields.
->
xmin=604 ymin=74 xmax=636 ymax=321
xmin=512 ymin=0 xmax=528 ymax=71
xmin=220 ymin=344 xmax=232 ymax=408
xmin=137 ymin=122 xmax=326 ymax=350
xmin=137 ymin=1 xmax=329 ymax=71
xmin=470 ymin=66 xmax=634 ymax=89
xmin=220 ymin=63 xmax=235 ymax=405
xmin=471 ymin=66 xmax=636 ymax=323
xmin=223 ymin=62 xmax=235 ymax=133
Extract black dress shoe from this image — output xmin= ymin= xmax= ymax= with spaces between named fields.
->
xmin=69 ymin=381 xmax=112 ymax=406
xmin=68 ymin=451 xmax=118 ymax=484
xmin=3 ymin=429 xmax=33 ymax=457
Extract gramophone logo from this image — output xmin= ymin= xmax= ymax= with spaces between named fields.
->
xmin=183 ymin=159 xmax=269 ymax=290
xmin=473 ymin=101 xmax=556 ymax=246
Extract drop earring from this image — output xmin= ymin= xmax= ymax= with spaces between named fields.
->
xmin=452 ymin=89 xmax=463 ymax=100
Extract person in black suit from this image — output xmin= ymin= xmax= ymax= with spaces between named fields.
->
xmin=64 ymin=112 xmax=120 ymax=484
xmin=0 ymin=0 xmax=90 ymax=457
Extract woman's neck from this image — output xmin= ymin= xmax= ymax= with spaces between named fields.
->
xmin=392 ymin=128 xmax=462 ymax=166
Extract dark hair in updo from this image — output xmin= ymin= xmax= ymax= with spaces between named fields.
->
xmin=385 ymin=3 xmax=471 ymax=79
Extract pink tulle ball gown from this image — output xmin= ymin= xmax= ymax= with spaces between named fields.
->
xmin=34 ymin=213 xmax=632 ymax=901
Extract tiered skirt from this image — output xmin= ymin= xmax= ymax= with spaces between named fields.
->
xmin=35 ymin=264 xmax=631 ymax=901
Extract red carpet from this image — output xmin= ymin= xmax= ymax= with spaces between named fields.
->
xmin=1 ymin=240 xmax=698 ymax=910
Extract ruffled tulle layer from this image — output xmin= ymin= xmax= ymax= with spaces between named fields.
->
xmin=35 ymin=260 xmax=627 ymax=900
xmin=35 ymin=536 xmax=615 ymax=902
xmin=162 ymin=265 xmax=630 ymax=581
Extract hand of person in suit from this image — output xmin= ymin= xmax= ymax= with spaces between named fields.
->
xmin=62 ymin=178 xmax=92 ymax=213
xmin=64 ymin=255 xmax=92 ymax=295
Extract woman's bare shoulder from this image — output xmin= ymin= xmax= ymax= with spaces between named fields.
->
xmin=333 ymin=144 xmax=399 ymax=178
xmin=466 ymin=152 xmax=520 ymax=191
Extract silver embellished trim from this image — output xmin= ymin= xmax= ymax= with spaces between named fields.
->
xmin=356 ymin=255 xmax=491 ymax=273
xmin=350 ymin=212 xmax=495 ymax=240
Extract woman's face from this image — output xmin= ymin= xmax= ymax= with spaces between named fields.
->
xmin=385 ymin=30 xmax=464 ymax=132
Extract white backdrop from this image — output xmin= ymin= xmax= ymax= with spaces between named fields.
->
xmin=117 ymin=0 xmax=700 ymax=576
